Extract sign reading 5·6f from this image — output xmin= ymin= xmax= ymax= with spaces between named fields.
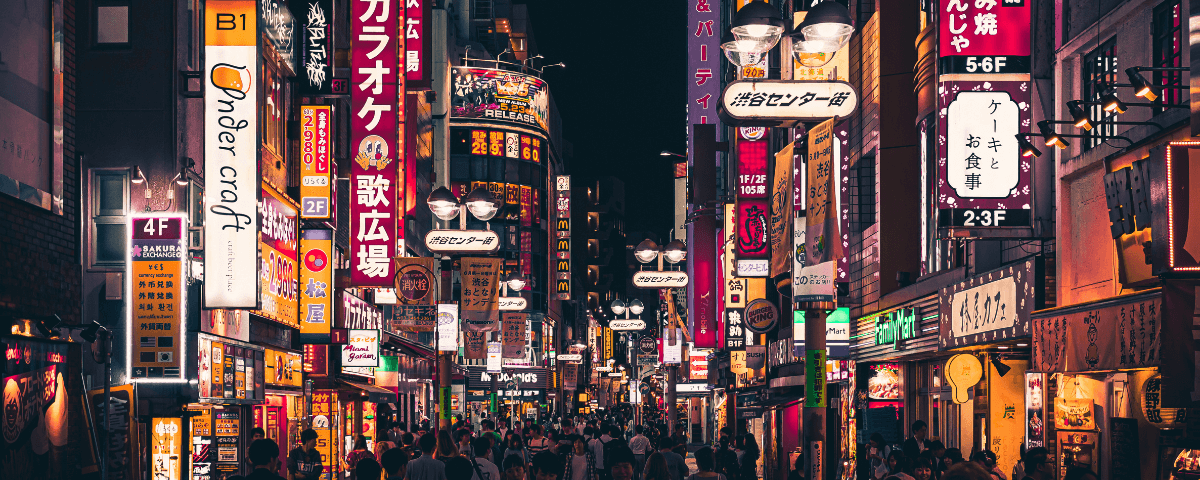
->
xmin=204 ymin=0 xmax=259 ymax=308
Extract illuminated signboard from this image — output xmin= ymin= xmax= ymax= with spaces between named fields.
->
xmin=718 ymin=81 xmax=858 ymax=126
xmin=873 ymin=309 xmax=918 ymax=350
xmin=203 ymin=0 xmax=258 ymax=308
xmin=298 ymin=0 xmax=335 ymax=95
xmin=556 ymin=176 xmax=571 ymax=300
xmin=198 ymin=333 xmax=265 ymax=403
xmin=342 ymin=329 xmax=380 ymax=368
xmin=450 ymin=68 xmax=551 ymax=132
xmin=299 ymin=229 xmax=333 ymax=343
xmin=350 ymin=0 xmax=399 ymax=286
xmin=452 ymin=127 xmax=545 ymax=163
xmin=257 ymin=184 xmax=299 ymax=327
xmin=128 ymin=214 xmax=187 ymax=380
xmin=300 ymin=105 xmax=332 ymax=218
xmin=938 ymin=0 xmax=1031 ymax=75
xmin=405 ymin=0 xmax=430 ymax=86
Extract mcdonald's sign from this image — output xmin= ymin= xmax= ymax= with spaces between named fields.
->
xmin=556 ymin=175 xmax=571 ymax=300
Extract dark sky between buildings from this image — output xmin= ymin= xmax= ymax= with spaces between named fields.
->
xmin=521 ymin=0 xmax=687 ymax=236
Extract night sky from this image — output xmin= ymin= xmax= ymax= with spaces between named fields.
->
xmin=520 ymin=0 xmax=687 ymax=236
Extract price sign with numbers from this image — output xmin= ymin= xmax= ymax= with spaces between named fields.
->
xmin=300 ymin=105 xmax=332 ymax=218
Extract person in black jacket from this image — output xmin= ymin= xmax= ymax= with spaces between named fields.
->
xmin=902 ymin=420 xmax=929 ymax=461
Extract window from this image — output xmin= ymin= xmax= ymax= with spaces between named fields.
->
xmin=1082 ymin=38 xmax=1118 ymax=151
xmin=96 ymin=5 xmax=129 ymax=45
xmin=90 ymin=169 xmax=129 ymax=269
xmin=851 ymin=155 xmax=876 ymax=233
xmin=1153 ymin=0 xmax=1185 ymax=111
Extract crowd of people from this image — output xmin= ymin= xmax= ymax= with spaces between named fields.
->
xmin=222 ymin=413 xmax=769 ymax=480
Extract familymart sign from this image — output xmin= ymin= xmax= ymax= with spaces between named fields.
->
xmin=874 ymin=308 xmax=917 ymax=350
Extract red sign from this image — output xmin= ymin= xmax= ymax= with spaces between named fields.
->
xmin=405 ymin=0 xmax=429 ymax=85
xmin=737 ymin=139 xmax=768 ymax=198
xmin=938 ymin=0 xmax=1031 ymax=57
xmin=735 ymin=199 xmax=770 ymax=258
xmin=303 ymin=344 xmax=328 ymax=375
xmin=350 ymin=0 xmax=399 ymax=286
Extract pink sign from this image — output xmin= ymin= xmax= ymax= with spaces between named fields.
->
xmin=350 ymin=0 xmax=399 ymax=286
xmin=939 ymin=0 xmax=1030 ymax=57
xmin=405 ymin=0 xmax=427 ymax=84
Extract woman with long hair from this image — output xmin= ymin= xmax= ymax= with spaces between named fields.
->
xmin=503 ymin=432 xmax=531 ymax=466
xmin=436 ymin=429 xmax=460 ymax=460
xmin=344 ymin=435 xmax=374 ymax=480
xmin=643 ymin=452 xmax=672 ymax=480
xmin=373 ymin=440 xmax=394 ymax=465
xmin=739 ymin=434 xmax=760 ymax=480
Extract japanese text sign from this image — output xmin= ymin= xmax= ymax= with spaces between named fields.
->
xmin=204 ymin=0 xmax=258 ymax=308
xmin=393 ymin=257 xmax=436 ymax=305
xmin=405 ymin=0 xmax=428 ymax=84
xmin=299 ymin=0 xmax=335 ymax=95
xmin=450 ymin=67 xmax=551 ymax=132
xmin=300 ymin=105 xmax=332 ymax=218
xmin=688 ymin=0 xmax=721 ymax=166
xmin=719 ymin=81 xmax=857 ymax=126
xmin=461 ymin=257 xmax=502 ymax=331
xmin=939 ymin=258 xmax=1037 ymax=349
xmin=257 ymin=184 xmax=299 ymax=328
xmin=806 ymin=118 xmax=837 ymax=266
xmin=939 ymin=0 xmax=1030 ymax=65
xmin=770 ymin=142 xmax=794 ymax=278
xmin=503 ymin=313 xmax=526 ymax=358
xmin=424 ymin=230 xmax=501 ymax=254
xmin=437 ymin=304 xmax=459 ymax=352
xmin=341 ymin=291 xmax=383 ymax=330
xmin=725 ymin=308 xmax=746 ymax=350
xmin=299 ymin=229 xmax=334 ymax=343
xmin=937 ymin=81 xmax=1032 ymax=229
xmin=342 ymin=329 xmax=380 ymax=367
xmin=350 ymin=0 xmax=399 ymax=286
xmin=129 ymin=215 xmax=187 ymax=379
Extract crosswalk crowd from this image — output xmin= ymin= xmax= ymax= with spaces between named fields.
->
xmin=226 ymin=413 xmax=765 ymax=480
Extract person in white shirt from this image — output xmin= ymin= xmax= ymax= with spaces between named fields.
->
xmin=469 ymin=437 xmax=501 ymax=480
xmin=526 ymin=424 xmax=551 ymax=455
xmin=628 ymin=426 xmax=650 ymax=475
xmin=589 ymin=427 xmax=613 ymax=474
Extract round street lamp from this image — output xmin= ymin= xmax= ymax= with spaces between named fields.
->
xmin=464 ymin=187 xmax=501 ymax=221
xmin=730 ymin=1 xmax=787 ymax=54
xmin=663 ymin=240 xmax=687 ymax=264
xmin=506 ymin=271 xmax=527 ymax=292
xmin=628 ymin=299 xmax=645 ymax=316
xmin=427 ymin=187 xmax=461 ymax=221
xmin=791 ymin=1 xmax=855 ymax=67
xmin=610 ymin=299 xmax=627 ymax=316
xmin=634 ymin=239 xmax=660 ymax=264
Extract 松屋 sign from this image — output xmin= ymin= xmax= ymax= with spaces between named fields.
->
xmin=718 ymin=81 xmax=858 ymax=126
xmin=204 ymin=0 xmax=258 ymax=308
xmin=424 ymin=230 xmax=501 ymax=254
xmin=633 ymin=271 xmax=690 ymax=288
xmin=342 ymin=329 xmax=379 ymax=367
xmin=299 ymin=229 xmax=334 ymax=343
xmin=299 ymin=105 xmax=332 ymax=218
xmin=874 ymin=308 xmax=918 ymax=350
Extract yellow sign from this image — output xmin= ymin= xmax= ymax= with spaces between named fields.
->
xmin=793 ymin=12 xmax=849 ymax=81
xmin=151 ymin=418 xmax=183 ymax=480
xmin=299 ymin=229 xmax=334 ymax=340
xmin=129 ymin=215 xmax=187 ymax=378
xmin=731 ymin=350 xmax=747 ymax=373
xmin=264 ymin=348 xmax=303 ymax=387
xmin=946 ymin=354 xmax=983 ymax=404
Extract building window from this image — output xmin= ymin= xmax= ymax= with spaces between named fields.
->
xmin=90 ymin=169 xmax=129 ymax=269
xmin=851 ymin=155 xmax=876 ymax=233
xmin=1153 ymin=0 xmax=1184 ymax=111
xmin=261 ymin=61 xmax=289 ymax=160
xmin=96 ymin=4 xmax=130 ymax=45
xmin=1082 ymin=38 xmax=1118 ymax=151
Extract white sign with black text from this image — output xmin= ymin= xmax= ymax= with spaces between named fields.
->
xmin=719 ymin=80 xmax=858 ymax=126
xmin=632 ymin=271 xmax=690 ymax=288
xmin=424 ymin=230 xmax=501 ymax=254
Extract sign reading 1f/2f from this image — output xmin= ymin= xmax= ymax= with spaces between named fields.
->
xmin=940 ymin=56 xmax=1030 ymax=75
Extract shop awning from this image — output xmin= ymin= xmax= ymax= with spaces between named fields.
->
xmin=340 ymin=379 xmax=399 ymax=404
xmin=383 ymin=332 xmax=435 ymax=359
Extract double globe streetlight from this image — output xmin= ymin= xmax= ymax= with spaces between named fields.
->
xmin=721 ymin=0 xmax=855 ymax=70
xmin=428 ymin=186 xmax=502 ymax=225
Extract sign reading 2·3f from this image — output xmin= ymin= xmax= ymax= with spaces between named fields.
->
xmin=204 ymin=0 xmax=259 ymax=308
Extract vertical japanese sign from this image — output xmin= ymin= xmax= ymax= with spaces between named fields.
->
xmin=770 ymin=142 xmax=794 ymax=277
xmin=258 ymin=184 xmax=299 ymax=327
xmin=556 ymin=176 xmax=572 ymax=300
xmin=299 ymin=0 xmax=335 ymax=95
xmin=300 ymin=105 xmax=332 ymax=218
xmin=299 ymin=229 xmax=333 ymax=343
xmin=461 ymin=257 xmax=502 ymax=331
xmin=151 ymin=418 xmax=183 ymax=480
xmin=91 ymin=385 xmax=136 ymax=480
xmin=350 ymin=0 xmax=399 ymax=286
xmin=938 ymin=0 xmax=1031 ymax=74
xmin=503 ymin=313 xmax=525 ymax=358
xmin=687 ymin=0 xmax=720 ymax=166
xmin=805 ymin=349 xmax=827 ymax=407
xmin=405 ymin=0 xmax=428 ymax=85
xmin=437 ymin=303 xmax=459 ymax=352
xmin=204 ymin=0 xmax=258 ymax=308
xmin=129 ymin=215 xmax=186 ymax=379
xmin=805 ymin=118 xmax=838 ymax=267
xmin=937 ymin=81 xmax=1031 ymax=230
xmin=736 ymin=128 xmax=770 ymax=259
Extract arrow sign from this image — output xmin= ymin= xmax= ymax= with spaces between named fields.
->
xmin=609 ymin=319 xmax=647 ymax=332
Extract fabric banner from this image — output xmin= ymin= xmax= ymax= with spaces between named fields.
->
xmin=805 ymin=118 xmax=838 ymax=265
xmin=464 ymin=331 xmax=487 ymax=359
xmin=393 ymin=257 xmax=436 ymax=305
xmin=770 ymin=143 xmax=794 ymax=278
xmin=461 ymin=257 xmax=502 ymax=331
xmin=503 ymin=313 xmax=525 ymax=358
xmin=392 ymin=305 xmax=436 ymax=332
xmin=1032 ymin=292 xmax=1161 ymax=373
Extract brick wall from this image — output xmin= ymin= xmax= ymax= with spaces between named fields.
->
xmin=0 ymin=0 xmax=81 ymax=326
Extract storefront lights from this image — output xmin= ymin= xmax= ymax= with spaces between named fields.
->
xmin=1101 ymin=92 xmax=1128 ymax=114
xmin=1037 ymin=121 xmax=1069 ymax=149
xmin=1016 ymin=135 xmax=1042 ymax=158
xmin=427 ymin=187 xmax=461 ymax=221
xmin=1125 ymin=67 xmax=1159 ymax=102
xmin=721 ymin=41 xmax=766 ymax=68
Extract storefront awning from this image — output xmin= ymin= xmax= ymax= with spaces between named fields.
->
xmin=340 ymin=379 xmax=398 ymax=404
xmin=383 ymin=332 xmax=435 ymax=359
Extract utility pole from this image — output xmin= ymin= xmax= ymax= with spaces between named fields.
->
xmin=802 ymin=306 xmax=831 ymax=480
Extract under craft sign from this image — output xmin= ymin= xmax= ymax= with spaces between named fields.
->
xmin=633 ymin=271 xmax=689 ymax=288
xmin=718 ymin=80 xmax=858 ymax=126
